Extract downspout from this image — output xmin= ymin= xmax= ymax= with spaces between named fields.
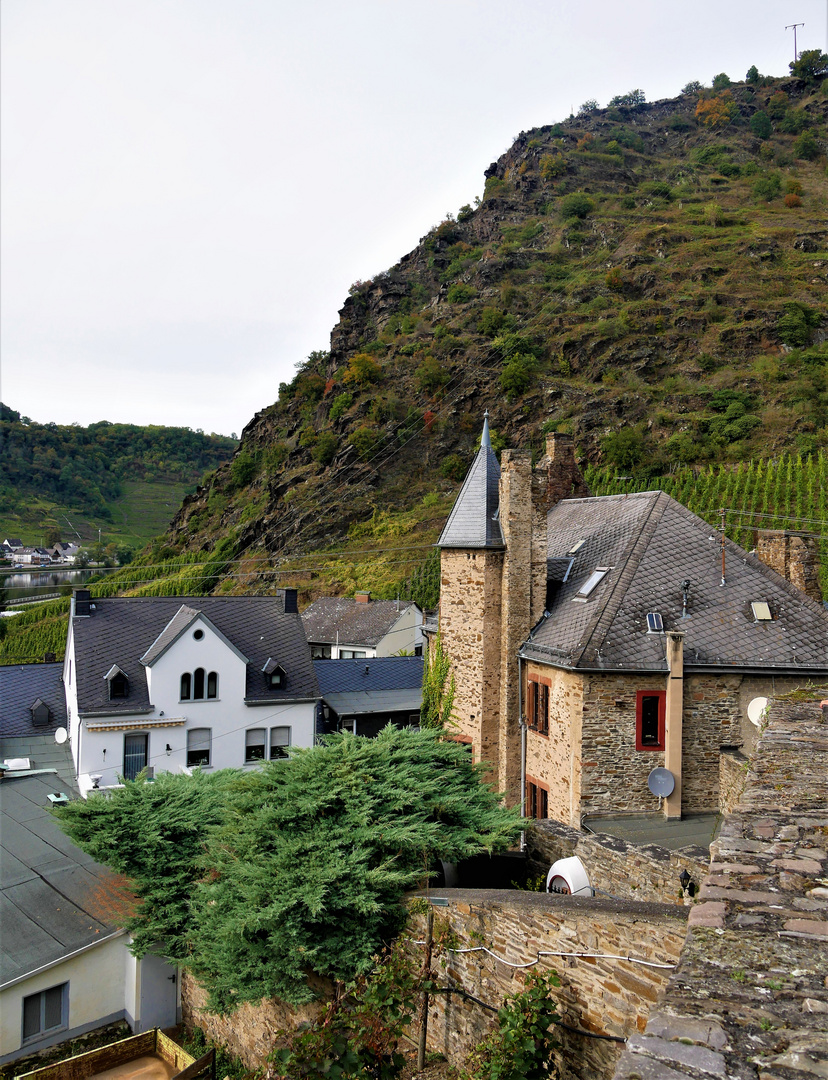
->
xmin=518 ymin=655 xmax=527 ymax=851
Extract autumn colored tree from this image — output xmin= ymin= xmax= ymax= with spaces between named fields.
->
xmin=343 ymin=352 xmax=383 ymax=388
xmin=695 ymin=90 xmax=738 ymax=129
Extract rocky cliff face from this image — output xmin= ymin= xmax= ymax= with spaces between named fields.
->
xmin=163 ymin=73 xmax=826 ymax=588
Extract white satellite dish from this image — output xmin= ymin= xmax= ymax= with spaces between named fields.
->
xmin=546 ymin=856 xmax=592 ymax=896
xmin=747 ymin=697 xmax=769 ymax=727
xmin=54 ymin=727 xmax=68 ymax=745
xmin=648 ymin=767 xmax=675 ymax=798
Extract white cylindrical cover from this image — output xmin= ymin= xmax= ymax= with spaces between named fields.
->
xmin=546 ymin=855 xmax=591 ymax=896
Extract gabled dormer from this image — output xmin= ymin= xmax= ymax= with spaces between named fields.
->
xmin=262 ymin=657 xmax=286 ymax=690
xmin=104 ymin=665 xmax=129 ymax=700
xmin=30 ymin=697 xmax=52 ymax=726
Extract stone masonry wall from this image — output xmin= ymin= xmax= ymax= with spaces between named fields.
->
xmin=439 ymin=548 xmax=502 ymax=765
xmin=718 ymin=747 xmax=749 ymax=816
xmin=409 ymin=889 xmax=687 ymax=1080
xmin=526 ymin=819 xmax=709 ymax=907
xmin=614 ymin=691 xmax=828 ymax=1080
xmin=526 ymin=661 xmax=583 ymax=825
xmin=756 ymin=529 xmax=823 ymax=605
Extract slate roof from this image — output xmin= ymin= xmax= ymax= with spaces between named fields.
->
xmin=71 ymin=596 xmax=318 ymax=715
xmin=301 ymin=598 xmax=419 ymax=649
xmin=0 ymin=663 xmax=68 ymax=737
xmin=522 ymin=491 xmax=828 ymax=673
xmin=0 ymin=743 xmax=134 ymax=986
xmin=437 ymin=417 xmax=503 ymax=549
xmin=315 ymin=657 xmax=424 ymax=717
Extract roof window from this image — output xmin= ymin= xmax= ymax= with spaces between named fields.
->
xmin=263 ymin=657 xmax=286 ymax=689
xmin=30 ymin=698 xmax=52 ymax=727
xmin=568 ymin=539 xmax=586 ymax=555
xmin=751 ymin=602 xmax=772 ymax=622
xmin=573 ymin=567 xmax=609 ymax=602
xmin=105 ymin=665 xmax=129 ymax=700
xmin=646 ymin=612 xmax=664 ymax=633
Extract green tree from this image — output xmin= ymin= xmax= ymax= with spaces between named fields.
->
xmin=560 ymin=193 xmax=595 ymax=219
xmin=793 ymin=130 xmax=820 ymax=161
xmin=602 ymin=427 xmax=646 ymax=470
xmin=746 ymin=64 xmax=760 ymax=83
xmin=311 ymin=431 xmax=338 ymax=466
xmin=344 ymin=353 xmax=383 ymax=389
xmin=420 ymin=633 xmax=456 ymax=729
xmin=749 ymin=110 xmax=772 ymax=139
xmin=790 ymin=49 xmax=828 ymax=80
xmin=711 ymin=72 xmax=732 ymax=89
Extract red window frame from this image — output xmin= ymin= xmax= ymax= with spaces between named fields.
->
xmin=527 ymin=678 xmax=550 ymax=737
xmin=526 ymin=776 xmax=549 ymax=819
xmin=636 ymin=690 xmax=666 ymax=751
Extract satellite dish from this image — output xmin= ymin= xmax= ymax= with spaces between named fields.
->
xmin=546 ymin=856 xmax=592 ymax=896
xmin=54 ymin=727 xmax=68 ymax=745
xmin=648 ymin=767 xmax=675 ymax=798
xmin=747 ymin=697 xmax=769 ymax=727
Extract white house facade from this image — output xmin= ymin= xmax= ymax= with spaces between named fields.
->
xmin=63 ymin=590 xmax=319 ymax=796
xmin=302 ymin=594 xmax=424 ymax=659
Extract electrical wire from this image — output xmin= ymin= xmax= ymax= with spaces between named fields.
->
xmin=411 ymin=940 xmax=674 ymax=971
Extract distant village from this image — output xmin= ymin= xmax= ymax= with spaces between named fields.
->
xmin=2 ymin=538 xmax=82 ymax=567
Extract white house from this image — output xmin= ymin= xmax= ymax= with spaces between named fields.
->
xmin=301 ymin=593 xmax=424 ymax=659
xmin=63 ymin=589 xmax=319 ymax=796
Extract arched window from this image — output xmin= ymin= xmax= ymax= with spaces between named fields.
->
xmin=193 ymin=668 xmax=205 ymax=699
xmin=207 ymin=671 xmax=218 ymax=699
xmin=180 ymin=672 xmax=191 ymax=700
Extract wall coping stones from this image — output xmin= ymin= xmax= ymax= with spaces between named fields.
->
xmin=613 ymin=691 xmax=828 ymax=1080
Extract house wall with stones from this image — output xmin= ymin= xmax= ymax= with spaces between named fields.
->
xmin=613 ymin=692 xmax=828 ymax=1080
xmin=408 ymin=890 xmax=687 ymax=1080
xmin=525 ymin=819 xmax=710 ymax=907
xmin=438 ymin=548 xmax=502 ymax=762
xmin=525 ymin=661 xmax=583 ymax=825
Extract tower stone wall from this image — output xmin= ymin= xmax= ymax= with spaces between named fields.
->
xmin=755 ymin=529 xmax=823 ymax=605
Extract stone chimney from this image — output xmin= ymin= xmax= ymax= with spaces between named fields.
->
xmin=755 ymin=530 xmax=823 ymax=605
xmin=278 ymin=588 xmax=299 ymax=614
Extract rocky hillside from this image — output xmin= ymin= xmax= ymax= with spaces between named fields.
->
xmin=152 ymin=72 xmax=826 ymax=597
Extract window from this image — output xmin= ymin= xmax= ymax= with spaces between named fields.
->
xmin=636 ymin=691 xmax=665 ymax=751
xmin=23 ymin=984 xmax=67 ymax=1042
xmin=310 ymin=644 xmax=332 ymax=659
xmin=123 ymin=733 xmax=148 ymax=781
xmin=245 ymin=729 xmax=266 ymax=763
xmin=182 ymin=670 xmax=218 ymax=700
xmin=573 ymin=567 xmax=609 ymax=601
xmin=270 ymin=726 xmax=290 ymax=759
xmin=526 ymin=780 xmax=548 ymax=819
xmin=30 ymin=699 xmax=52 ymax=727
xmin=340 ymin=649 xmax=367 ymax=659
xmin=646 ymin=612 xmax=664 ymax=633
xmin=187 ymin=728 xmax=211 ymax=767
xmin=751 ymin=602 xmax=772 ymax=621
xmin=527 ymin=679 xmax=549 ymax=736
xmin=106 ymin=666 xmax=129 ymax=700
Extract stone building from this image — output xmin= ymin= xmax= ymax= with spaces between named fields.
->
xmin=436 ymin=420 xmax=828 ymax=825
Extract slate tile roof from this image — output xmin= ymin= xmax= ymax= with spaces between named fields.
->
xmin=301 ymin=598 xmax=419 ymax=649
xmin=0 ymin=743 xmax=134 ymax=985
xmin=72 ymin=596 xmax=318 ymax=715
xmin=0 ymin=663 xmax=68 ymax=737
xmin=522 ymin=491 xmax=828 ymax=673
xmin=314 ymin=656 xmax=424 ymax=695
xmin=437 ymin=442 xmax=504 ymax=549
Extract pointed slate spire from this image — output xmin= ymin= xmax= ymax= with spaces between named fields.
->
xmin=437 ymin=415 xmax=504 ymax=549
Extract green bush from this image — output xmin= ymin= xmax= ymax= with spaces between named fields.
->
xmin=440 ymin=453 xmax=468 ymax=483
xmin=312 ymin=431 xmax=338 ymax=466
xmin=789 ymin=49 xmax=828 ymax=80
xmin=749 ymin=111 xmax=772 ymax=139
xmin=328 ymin=392 xmax=353 ymax=422
xmin=793 ymin=130 xmax=820 ymax=160
xmin=348 ymin=426 xmax=382 ymax=461
xmin=778 ymin=303 xmax=821 ymax=347
xmin=560 ymin=193 xmax=595 ymax=219
xmin=712 ymin=72 xmax=732 ymax=90
xmin=540 ymin=153 xmax=567 ymax=179
xmin=602 ymin=427 xmax=646 ymax=470
xmin=457 ymin=203 xmax=474 ymax=222
xmin=500 ymin=354 xmax=538 ymax=400
xmin=416 ymin=355 xmax=450 ymax=396
xmin=447 ymin=282 xmax=476 ymax=304
xmin=746 ymin=64 xmax=760 ymax=83
xmin=478 ymin=307 xmax=511 ymax=337
xmin=344 ymin=353 xmax=383 ymax=388
xmin=752 ymin=173 xmax=781 ymax=202
xmin=229 ymin=450 xmax=259 ymax=490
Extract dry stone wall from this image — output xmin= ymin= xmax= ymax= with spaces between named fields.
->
xmin=526 ymin=819 xmax=709 ymax=906
xmin=408 ymin=889 xmax=687 ymax=1080
xmin=614 ymin=692 xmax=828 ymax=1080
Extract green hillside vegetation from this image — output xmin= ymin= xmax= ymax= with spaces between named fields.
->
xmin=2 ymin=66 xmax=826 ymax=634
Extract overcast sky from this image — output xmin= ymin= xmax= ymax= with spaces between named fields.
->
xmin=2 ymin=1 xmax=825 ymax=437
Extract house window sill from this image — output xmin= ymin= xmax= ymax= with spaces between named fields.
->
xmin=179 ymin=699 xmax=221 ymax=704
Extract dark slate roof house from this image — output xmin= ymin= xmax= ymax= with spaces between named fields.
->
xmin=315 ymin=656 xmax=424 ymax=736
xmin=301 ymin=596 xmax=422 ymax=658
xmin=521 ymin=490 xmax=828 ymax=675
xmin=0 ymin=663 xmax=68 ymax=738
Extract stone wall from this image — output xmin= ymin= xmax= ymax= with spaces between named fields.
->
xmin=756 ymin=529 xmax=823 ymax=604
xmin=180 ymin=971 xmax=329 ymax=1072
xmin=614 ymin=691 xmax=828 ymax=1080
xmin=718 ymin=747 xmax=748 ymax=816
xmin=525 ymin=661 xmax=582 ymax=825
xmin=409 ymin=889 xmax=687 ymax=1080
xmin=526 ymin=819 xmax=709 ymax=906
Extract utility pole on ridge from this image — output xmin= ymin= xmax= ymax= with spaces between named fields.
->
xmin=785 ymin=22 xmax=805 ymax=61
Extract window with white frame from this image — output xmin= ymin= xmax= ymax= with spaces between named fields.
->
xmin=340 ymin=649 xmax=367 ymax=659
xmin=187 ymin=728 xmax=211 ymax=767
xmin=270 ymin=726 xmax=291 ymax=759
xmin=23 ymin=983 xmax=67 ymax=1042
xmin=245 ymin=729 xmax=266 ymax=763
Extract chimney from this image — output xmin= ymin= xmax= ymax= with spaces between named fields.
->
xmin=355 ymin=591 xmax=370 ymax=604
xmin=73 ymin=589 xmax=91 ymax=617
xmin=755 ymin=530 xmax=822 ymax=605
xmin=44 ymin=652 xmax=56 ymax=663
xmin=278 ymin=588 xmax=298 ymax=614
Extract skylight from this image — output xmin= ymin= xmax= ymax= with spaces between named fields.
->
xmin=573 ymin=567 xmax=609 ymax=601
xmin=646 ymin=612 xmax=664 ymax=633
xmin=568 ymin=539 xmax=586 ymax=555
xmin=751 ymin=602 xmax=772 ymax=621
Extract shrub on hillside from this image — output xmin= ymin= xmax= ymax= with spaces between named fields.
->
xmin=500 ymin=354 xmax=538 ymax=401
xmin=790 ymin=49 xmax=828 ymax=80
xmin=746 ymin=65 xmax=760 ymax=84
xmin=416 ymin=355 xmax=450 ymax=397
xmin=311 ymin=431 xmax=338 ymax=466
xmin=348 ymin=426 xmax=382 ymax=460
xmin=749 ymin=111 xmax=772 ymax=139
xmin=793 ymin=130 xmax=820 ymax=160
xmin=440 ymin=453 xmax=468 ymax=483
xmin=602 ymin=428 xmax=645 ymax=470
xmin=752 ymin=173 xmax=781 ymax=202
xmin=328 ymin=392 xmax=353 ymax=422
xmin=560 ymin=193 xmax=595 ymax=220
xmin=540 ymin=153 xmax=567 ymax=179
xmin=695 ymin=90 xmax=738 ymax=128
xmin=344 ymin=353 xmax=383 ymax=388
xmin=447 ymin=282 xmax=476 ymax=304
xmin=711 ymin=72 xmax=732 ymax=90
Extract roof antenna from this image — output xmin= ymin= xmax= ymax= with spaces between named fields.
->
xmin=481 ymin=410 xmax=491 ymax=450
xmin=681 ymin=579 xmax=691 ymax=618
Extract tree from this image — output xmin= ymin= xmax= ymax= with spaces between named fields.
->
xmin=608 ymin=89 xmax=646 ymax=109
xmin=793 ymin=130 xmax=820 ymax=161
xmin=188 ymin=728 xmax=520 ymax=1010
xmin=578 ymin=99 xmax=598 ymax=115
xmin=343 ymin=353 xmax=383 ymax=388
xmin=559 ymin=193 xmax=595 ymax=220
xmin=420 ymin=633 xmax=456 ymax=729
xmin=695 ymin=90 xmax=738 ymax=129
xmin=682 ymin=80 xmax=703 ymax=94
xmin=602 ymin=427 xmax=645 ymax=470
xmin=711 ymin=72 xmax=732 ymax=90
xmin=790 ymin=49 xmax=828 ymax=80
xmin=750 ymin=110 xmax=772 ymax=140
xmin=746 ymin=64 xmax=760 ymax=83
